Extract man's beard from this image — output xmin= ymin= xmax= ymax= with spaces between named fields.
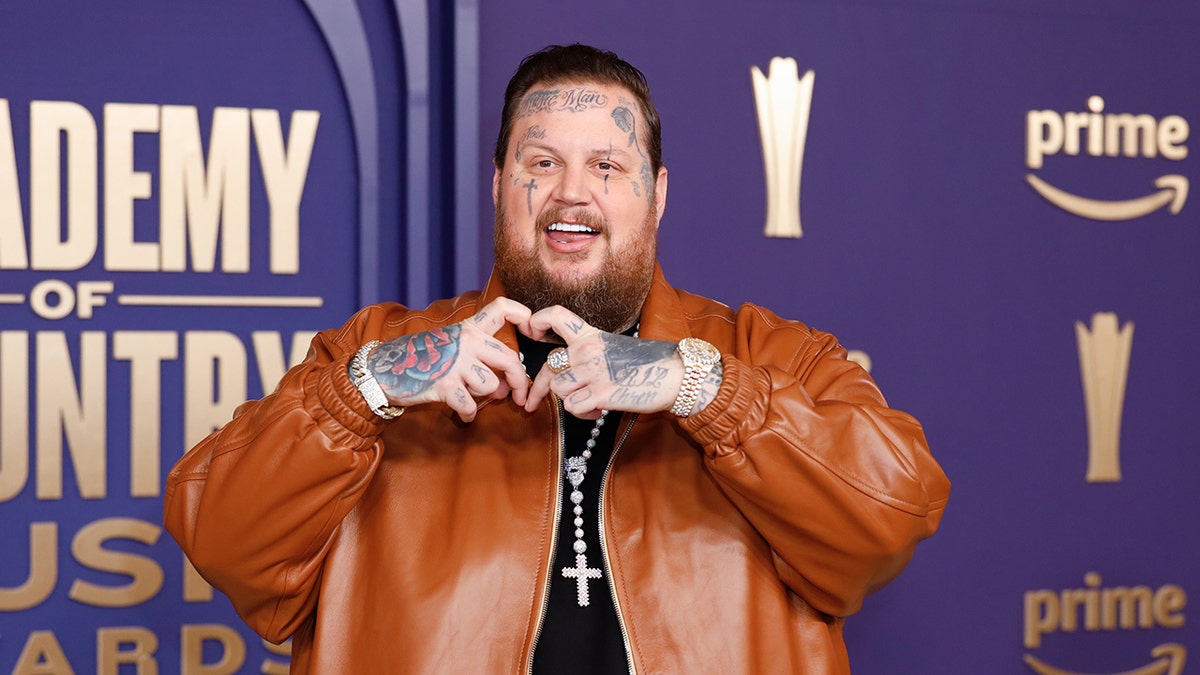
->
xmin=494 ymin=202 xmax=658 ymax=334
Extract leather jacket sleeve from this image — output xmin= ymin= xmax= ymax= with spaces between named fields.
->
xmin=680 ymin=303 xmax=950 ymax=618
xmin=163 ymin=305 xmax=392 ymax=641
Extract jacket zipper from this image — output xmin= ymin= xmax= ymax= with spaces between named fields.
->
xmin=599 ymin=413 xmax=639 ymax=675
xmin=525 ymin=397 xmax=566 ymax=674
xmin=526 ymin=403 xmax=639 ymax=675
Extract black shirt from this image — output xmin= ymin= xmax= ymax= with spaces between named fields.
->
xmin=519 ymin=333 xmax=630 ymax=674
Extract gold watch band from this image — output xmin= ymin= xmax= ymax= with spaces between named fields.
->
xmin=670 ymin=338 xmax=720 ymax=417
xmin=348 ymin=340 xmax=405 ymax=420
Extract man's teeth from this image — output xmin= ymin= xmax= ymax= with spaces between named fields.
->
xmin=548 ymin=222 xmax=598 ymax=234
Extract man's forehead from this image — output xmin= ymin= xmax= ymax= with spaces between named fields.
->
xmin=518 ymin=80 xmax=639 ymax=115
xmin=523 ymin=79 xmax=631 ymax=98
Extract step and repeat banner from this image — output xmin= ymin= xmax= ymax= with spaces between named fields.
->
xmin=477 ymin=2 xmax=1198 ymax=674
xmin=0 ymin=2 xmax=383 ymax=671
xmin=2 ymin=0 xmax=1196 ymax=673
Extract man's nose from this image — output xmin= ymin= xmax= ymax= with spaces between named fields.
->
xmin=553 ymin=164 xmax=591 ymax=206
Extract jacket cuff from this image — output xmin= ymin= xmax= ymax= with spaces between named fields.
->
xmin=311 ymin=352 xmax=388 ymax=447
xmin=678 ymin=356 xmax=769 ymax=457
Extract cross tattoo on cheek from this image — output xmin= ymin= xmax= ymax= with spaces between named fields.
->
xmin=522 ymin=178 xmax=538 ymax=215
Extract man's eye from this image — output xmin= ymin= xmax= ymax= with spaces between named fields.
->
xmin=596 ymin=162 xmax=614 ymax=171
xmin=537 ymin=160 xmax=554 ymax=168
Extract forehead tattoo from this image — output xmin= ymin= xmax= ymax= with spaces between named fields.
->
xmin=612 ymin=99 xmax=652 ymax=199
xmin=514 ymin=125 xmax=546 ymax=161
xmin=518 ymin=87 xmax=610 ymax=117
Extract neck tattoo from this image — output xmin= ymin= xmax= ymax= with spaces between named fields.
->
xmin=561 ymin=411 xmax=607 ymax=606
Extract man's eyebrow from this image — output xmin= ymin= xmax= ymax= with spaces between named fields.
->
xmin=518 ymin=140 xmax=635 ymax=160
xmin=595 ymin=145 xmax=633 ymax=157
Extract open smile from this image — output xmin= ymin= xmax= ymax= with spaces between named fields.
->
xmin=545 ymin=221 xmax=601 ymax=253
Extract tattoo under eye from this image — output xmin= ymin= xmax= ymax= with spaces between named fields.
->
xmin=522 ymin=178 xmax=538 ymax=215
xmin=604 ymin=141 xmax=613 ymax=193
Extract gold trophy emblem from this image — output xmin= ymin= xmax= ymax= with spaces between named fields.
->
xmin=1075 ymin=312 xmax=1133 ymax=482
xmin=751 ymin=57 xmax=815 ymax=239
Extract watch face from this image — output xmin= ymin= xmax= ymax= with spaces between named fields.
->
xmin=681 ymin=338 xmax=720 ymax=365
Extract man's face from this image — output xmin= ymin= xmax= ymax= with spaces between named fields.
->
xmin=493 ymin=80 xmax=668 ymax=333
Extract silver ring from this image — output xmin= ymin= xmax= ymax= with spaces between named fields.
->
xmin=547 ymin=347 xmax=570 ymax=374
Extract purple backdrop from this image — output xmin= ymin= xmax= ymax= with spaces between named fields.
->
xmin=1 ymin=1 xmax=1195 ymax=672
xmin=477 ymin=2 xmax=1199 ymax=673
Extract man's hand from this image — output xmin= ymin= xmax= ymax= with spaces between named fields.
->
xmin=522 ymin=306 xmax=687 ymax=420
xmin=363 ymin=297 xmax=532 ymax=422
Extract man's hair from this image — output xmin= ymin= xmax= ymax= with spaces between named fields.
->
xmin=493 ymin=44 xmax=662 ymax=174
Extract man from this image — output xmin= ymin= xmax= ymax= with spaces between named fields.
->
xmin=165 ymin=44 xmax=949 ymax=674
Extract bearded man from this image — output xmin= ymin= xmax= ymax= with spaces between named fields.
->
xmin=165 ymin=44 xmax=950 ymax=674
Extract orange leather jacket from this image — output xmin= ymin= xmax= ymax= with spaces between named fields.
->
xmin=164 ymin=265 xmax=950 ymax=674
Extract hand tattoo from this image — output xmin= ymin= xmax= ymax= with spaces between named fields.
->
xmin=600 ymin=333 xmax=677 ymax=408
xmin=601 ymin=333 xmax=675 ymax=382
xmin=371 ymin=325 xmax=462 ymax=399
xmin=471 ymin=364 xmax=490 ymax=384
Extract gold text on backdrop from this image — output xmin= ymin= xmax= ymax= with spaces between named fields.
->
xmin=1025 ymin=96 xmax=1189 ymax=221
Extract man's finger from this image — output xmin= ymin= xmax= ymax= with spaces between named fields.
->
xmin=471 ymin=338 xmax=529 ymax=406
xmin=525 ymin=305 xmax=596 ymax=344
xmin=446 ymin=385 xmax=479 ymax=423
xmin=491 ymin=380 xmax=512 ymax=400
xmin=560 ymin=383 xmax=601 ymax=418
xmin=471 ymin=297 xmax=532 ymax=335
xmin=524 ymin=367 xmax=554 ymax=413
xmin=463 ymin=362 xmax=500 ymax=397
xmin=491 ymin=352 xmax=532 ymax=407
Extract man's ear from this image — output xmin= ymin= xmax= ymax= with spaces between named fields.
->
xmin=653 ymin=165 xmax=668 ymax=228
xmin=492 ymin=161 xmax=502 ymax=206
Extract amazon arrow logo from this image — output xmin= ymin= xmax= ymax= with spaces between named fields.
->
xmin=1025 ymin=643 xmax=1186 ymax=675
xmin=1027 ymin=174 xmax=1188 ymax=221
xmin=1026 ymin=96 xmax=1191 ymax=221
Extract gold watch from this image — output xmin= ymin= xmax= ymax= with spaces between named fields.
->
xmin=670 ymin=338 xmax=721 ymax=417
